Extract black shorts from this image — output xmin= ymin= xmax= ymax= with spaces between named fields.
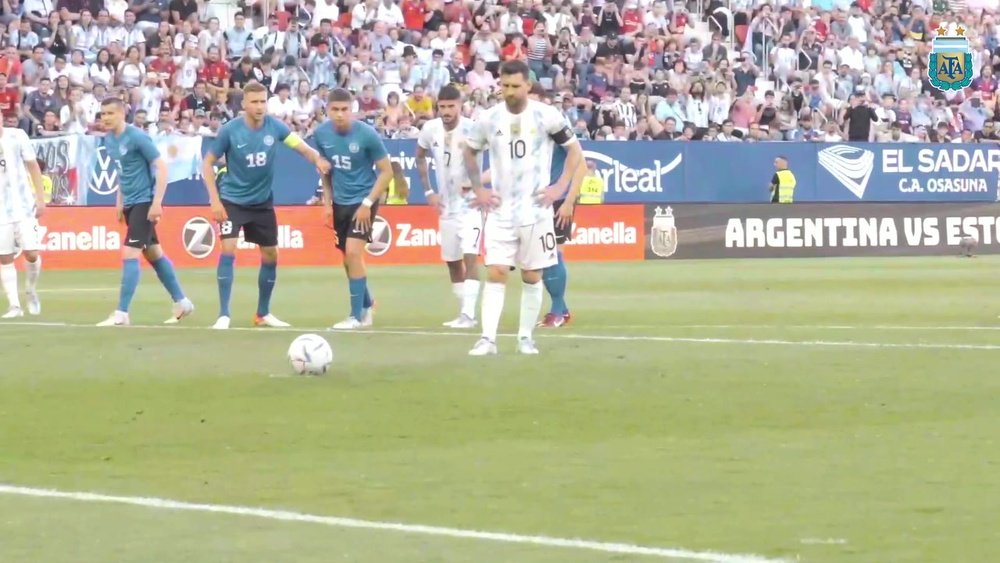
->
xmin=220 ymin=200 xmax=278 ymax=247
xmin=123 ymin=202 xmax=159 ymax=249
xmin=553 ymin=199 xmax=573 ymax=245
xmin=334 ymin=201 xmax=380 ymax=252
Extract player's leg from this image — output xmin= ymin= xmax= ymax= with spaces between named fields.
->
xmin=514 ymin=218 xmax=560 ymax=354
xmin=97 ymin=205 xmax=151 ymax=326
xmin=244 ymin=208 xmax=287 ymax=328
xmin=142 ymin=232 xmax=194 ymax=324
xmin=331 ymin=203 xmax=376 ymax=330
xmin=0 ymin=222 xmax=22 ymax=317
xmin=16 ymin=218 xmax=43 ymax=315
xmin=213 ymin=202 xmax=242 ymax=330
xmin=469 ymin=215 xmax=514 ymax=355
xmin=455 ymin=208 xmax=484 ymax=328
xmin=540 ymin=200 xmax=571 ymax=327
xmin=440 ymin=216 xmax=467 ymax=326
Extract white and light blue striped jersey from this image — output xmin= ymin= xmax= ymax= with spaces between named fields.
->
xmin=417 ymin=116 xmax=482 ymax=219
xmin=466 ymin=99 xmax=577 ymax=227
xmin=0 ymin=127 xmax=39 ymax=224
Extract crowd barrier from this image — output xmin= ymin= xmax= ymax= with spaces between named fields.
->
xmin=28 ymin=202 xmax=1000 ymax=270
xmin=33 ymin=134 xmax=1000 ymax=206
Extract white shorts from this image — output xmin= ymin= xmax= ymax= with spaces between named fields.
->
xmin=0 ymin=217 xmax=42 ymax=256
xmin=484 ymin=214 xmax=558 ymax=271
xmin=440 ymin=208 xmax=484 ymax=262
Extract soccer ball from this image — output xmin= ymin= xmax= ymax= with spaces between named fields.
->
xmin=287 ymin=334 xmax=334 ymax=375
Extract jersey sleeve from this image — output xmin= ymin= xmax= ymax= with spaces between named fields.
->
xmin=416 ymin=121 xmax=434 ymax=150
xmin=134 ymin=129 xmax=161 ymax=162
xmin=271 ymin=117 xmax=302 ymax=148
xmin=365 ymin=125 xmax=389 ymax=163
xmin=209 ymin=123 xmax=230 ymax=159
xmin=16 ymin=129 xmax=35 ymax=162
xmin=465 ymin=114 xmax=489 ymax=151
xmin=541 ymin=105 xmax=576 ymax=146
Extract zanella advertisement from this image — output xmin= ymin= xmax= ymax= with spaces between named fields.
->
xmin=644 ymin=203 xmax=1000 ymax=259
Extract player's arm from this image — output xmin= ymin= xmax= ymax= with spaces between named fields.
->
xmin=369 ymin=155 xmax=394 ymax=204
xmin=414 ymin=133 xmax=439 ymax=210
xmin=463 ymin=120 xmax=493 ymax=208
xmin=285 ymin=131 xmax=331 ymax=175
xmin=552 ymin=147 xmax=581 ymax=199
xmin=24 ymin=158 xmax=45 ymax=218
xmin=202 ymin=129 xmax=228 ymax=222
xmin=137 ymin=132 xmax=167 ymax=222
xmin=555 ymin=142 xmax=585 ymax=228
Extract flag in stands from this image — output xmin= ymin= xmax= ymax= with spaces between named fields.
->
xmin=155 ymin=133 xmax=203 ymax=184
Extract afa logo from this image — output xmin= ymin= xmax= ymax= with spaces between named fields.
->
xmin=929 ymin=24 xmax=973 ymax=92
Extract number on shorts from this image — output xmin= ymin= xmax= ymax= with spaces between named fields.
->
xmin=245 ymin=151 xmax=267 ymax=168
xmin=470 ymin=227 xmax=481 ymax=245
xmin=508 ymin=140 xmax=526 ymax=159
xmin=220 ymin=220 xmax=233 ymax=235
xmin=539 ymin=232 xmax=556 ymax=252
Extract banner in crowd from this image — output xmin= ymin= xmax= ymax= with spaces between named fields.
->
xmin=32 ymin=135 xmax=94 ymax=206
xmin=643 ymin=202 xmax=1000 ymax=259
xmin=31 ymin=204 xmax=645 ymax=270
xmin=72 ymin=137 xmax=1000 ymax=207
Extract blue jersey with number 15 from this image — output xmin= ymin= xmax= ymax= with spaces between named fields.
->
xmin=312 ymin=120 xmax=388 ymax=206
xmin=209 ymin=115 xmax=292 ymax=207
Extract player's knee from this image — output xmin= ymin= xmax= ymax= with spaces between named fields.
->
xmin=219 ymin=238 xmax=238 ymax=254
xmin=122 ymin=245 xmax=143 ymax=260
xmin=23 ymin=251 xmax=39 ymax=263
xmin=486 ymin=265 xmax=508 ymax=283
xmin=260 ymin=246 xmax=279 ymax=263
xmin=0 ymin=254 xmax=13 ymax=265
xmin=142 ymin=245 xmax=163 ymax=263
xmin=521 ymin=270 xmax=542 ymax=284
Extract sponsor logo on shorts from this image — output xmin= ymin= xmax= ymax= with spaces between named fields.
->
xmin=182 ymin=217 xmax=216 ymax=259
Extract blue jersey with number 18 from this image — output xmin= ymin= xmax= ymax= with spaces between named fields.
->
xmin=313 ymin=120 xmax=388 ymax=206
xmin=209 ymin=115 xmax=292 ymax=207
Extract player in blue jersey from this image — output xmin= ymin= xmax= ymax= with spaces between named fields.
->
xmin=313 ymin=88 xmax=394 ymax=330
xmin=202 ymin=82 xmax=330 ymax=330
xmin=96 ymin=97 xmax=194 ymax=327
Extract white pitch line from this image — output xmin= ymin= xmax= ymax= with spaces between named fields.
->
xmin=2 ymin=321 xmax=999 ymax=351
xmin=0 ymin=484 xmax=783 ymax=563
xmin=34 ymin=287 xmax=118 ymax=293
xmin=600 ymin=324 xmax=1000 ymax=332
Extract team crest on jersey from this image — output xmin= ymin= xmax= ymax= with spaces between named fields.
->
xmin=119 ymin=145 xmax=128 ymax=156
xmin=263 ymin=135 xmax=275 ymax=146
xmin=349 ymin=142 xmax=360 ymax=153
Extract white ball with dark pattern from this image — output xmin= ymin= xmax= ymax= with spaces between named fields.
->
xmin=288 ymin=334 xmax=334 ymax=375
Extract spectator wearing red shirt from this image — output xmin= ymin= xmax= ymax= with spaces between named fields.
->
xmin=200 ymin=46 xmax=230 ymax=97
xmin=0 ymin=46 xmax=23 ymax=86
xmin=621 ymin=1 xmax=644 ymax=36
xmin=401 ymin=0 xmax=425 ymax=32
xmin=148 ymin=45 xmax=178 ymax=84
xmin=0 ymin=73 xmax=21 ymax=119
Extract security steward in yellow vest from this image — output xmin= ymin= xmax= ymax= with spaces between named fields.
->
xmin=770 ymin=156 xmax=796 ymax=203
xmin=578 ymin=161 xmax=605 ymax=204
xmin=384 ymin=161 xmax=410 ymax=205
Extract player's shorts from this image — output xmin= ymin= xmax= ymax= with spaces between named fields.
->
xmin=0 ymin=217 xmax=42 ymax=255
xmin=484 ymin=214 xmax=558 ymax=271
xmin=220 ymin=199 xmax=278 ymax=247
xmin=123 ymin=202 xmax=159 ymax=249
xmin=333 ymin=200 xmax=381 ymax=253
xmin=552 ymin=199 xmax=574 ymax=245
xmin=440 ymin=208 xmax=484 ymax=262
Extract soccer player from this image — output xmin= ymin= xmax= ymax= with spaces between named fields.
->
xmin=96 ymin=97 xmax=194 ymax=326
xmin=313 ymin=88 xmax=394 ymax=330
xmin=463 ymin=61 xmax=584 ymax=355
xmin=202 ymin=82 xmax=330 ymax=330
xmin=415 ymin=85 xmax=483 ymax=329
xmin=0 ymin=125 xmax=46 ymax=318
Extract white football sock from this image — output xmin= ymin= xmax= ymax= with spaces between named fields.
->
xmin=480 ymin=282 xmax=505 ymax=341
xmin=25 ymin=255 xmax=41 ymax=292
xmin=461 ymin=279 xmax=480 ymax=319
xmin=0 ymin=263 xmax=19 ymax=308
xmin=452 ymin=282 xmax=463 ymax=306
xmin=518 ymin=280 xmax=544 ymax=340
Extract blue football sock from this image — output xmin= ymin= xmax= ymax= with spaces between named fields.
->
xmin=363 ymin=287 xmax=373 ymax=309
xmin=217 ymin=253 xmax=235 ymax=318
xmin=150 ymin=256 xmax=185 ymax=302
xmin=348 ymin=277 xmax=366 ymax=320
xmin=257 ymin=261 xmax=277 ymax=317
xmin=118 ymin=258 xmax=141 ymax=313
xmin=543 ymin=250 xmax=568 ymax=315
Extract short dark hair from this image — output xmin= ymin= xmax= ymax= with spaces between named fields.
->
xmin=499 ymin=60 xmax=530 ymax=81
xmin=243 ymin=82 xmax=268 ymax=96
xmin=328 ymin=88 xmax=353 ymax=104
xmin=101 ymin=96 xmax=125 ymax=109
xmin=437 ymin=85 xmax=462 ymax=102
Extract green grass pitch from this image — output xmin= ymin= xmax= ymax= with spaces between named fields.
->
xmin=1 ymin=257 xmax=999 ymax=563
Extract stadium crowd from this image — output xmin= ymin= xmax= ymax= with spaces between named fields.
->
xmin=0 ymin=0 xmax=997 ymax=143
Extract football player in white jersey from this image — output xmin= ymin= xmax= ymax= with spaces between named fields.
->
xmin=0 ymin=126 xmax=46 ymax=318
xmin=416 ymin=85 xmax=484 ymax=329
xmin=463 ymin=60 xmax=584 ymax=356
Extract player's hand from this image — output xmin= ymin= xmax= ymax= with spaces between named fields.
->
xmin=538 ymin=184 xmax=565 ymax=206
xmin=210 ymin=200 xmax=228 ymax=223
xmin=116 ymin=204 xmax=125 ymax=224
xmin=147 ymin=202 xmax=164 ymax=223
xmin=426 ymin=192 xmax=443 ymax=215
xmin=34 ymin=201 xmax=46 ymax=219
xmin=472 ymin=187 xmax=498 ymax=210
xmin=353 ymin=204 xmax=372 ymax=233
xmin=322 ymin=203 xmax=334 ymax=229
xmin=315 ymin=157 xmax=331 ymax=176
xmin=556 ymin=201 xmax=574 ymax=229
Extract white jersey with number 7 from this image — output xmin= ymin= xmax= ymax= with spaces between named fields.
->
xmin=466 ymin=99 xmax=578 ymax=228
xmin=0 ymin=127 xmax=39 ymax=225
